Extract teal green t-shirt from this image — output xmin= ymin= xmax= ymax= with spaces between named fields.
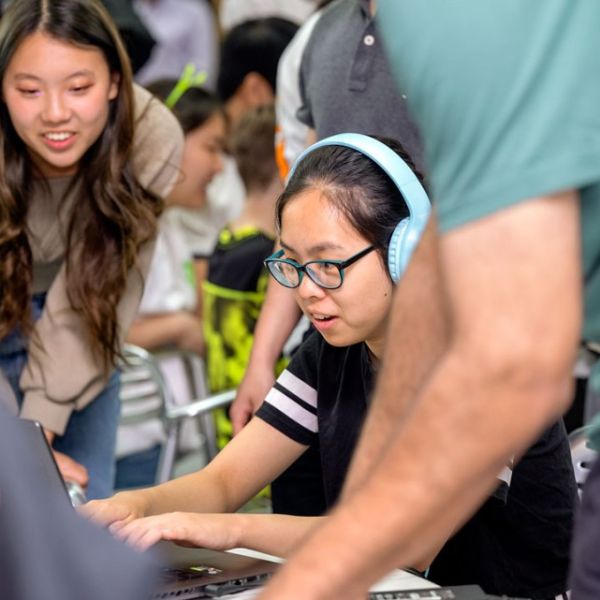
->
xmin=377 ymin=0 xmax=600 ymax=342
xmin=377 ymin=0 xmax=600 ymax=445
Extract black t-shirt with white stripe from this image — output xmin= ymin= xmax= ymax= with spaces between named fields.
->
xmin=256 ymin=330 xmax=576 ymax=598
xmin=257 ymin=329 xmax=373 ymax=504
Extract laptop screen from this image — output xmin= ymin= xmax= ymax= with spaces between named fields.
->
xmin=10 ymin=417 xmax=72 ymax=505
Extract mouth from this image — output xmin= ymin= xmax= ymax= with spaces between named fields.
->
xmin=308 ymin=312 xmax=338 ymax=332
xmin=311 ymin=312 xmax=334 ymax=321
xmin=41 ymin=131 xmax=77 ymax=150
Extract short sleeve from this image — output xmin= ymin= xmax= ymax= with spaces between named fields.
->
xmin=256 ymin=332 xmax=322 ymax=445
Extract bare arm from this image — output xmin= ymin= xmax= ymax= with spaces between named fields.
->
xmin=258 ymin=192 xmax=582 ymax=599
xmin=81 ymin=418 xmax=306 ymax=527
xmin=111 ymin=511 xmax=325 ymax=557
xmin=230 ymin=278 xmax=301 ymax=433
xmin=126 ymin=312 xmax=204 ymax=355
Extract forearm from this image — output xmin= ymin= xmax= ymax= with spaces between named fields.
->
xmin=117 ymin=464 xmax=238 ymax=517
xmin=232 ymin=514 xmax=325 ymax=557
xmin=126 ymin=313 xmax=199 ymax=351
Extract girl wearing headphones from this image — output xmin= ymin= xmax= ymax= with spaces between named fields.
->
xmin=83 ymin=135 xmax=574 ymax=598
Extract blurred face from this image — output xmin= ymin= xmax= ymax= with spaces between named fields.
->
xmin=2 ymin=31 xmax=119 ymax=177
xmin=168 ymin=112 xmax=226 ymax=209
xmin=280 ymin=189 xmax=393 ymax=358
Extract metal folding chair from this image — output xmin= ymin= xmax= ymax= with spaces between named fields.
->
xmin=119 ymin=344 xmax=235 ymax=483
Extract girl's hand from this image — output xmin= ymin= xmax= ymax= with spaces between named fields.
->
xmin=111 ymin=512 xmax=240 ymax=553
xmin=79 ymin=490 xmax=148 ymax=529
xmin=53 ymin=450 xmax=89 ymax=488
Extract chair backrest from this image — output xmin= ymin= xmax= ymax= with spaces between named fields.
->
xmin=569 ymin=426 xmax=599 ymax=498
xmin=119 ymin=344 xmax=172 ymax=426
xmin=118 ymin=344 xmax=236 ymax=484
xmin=117 ymin=345 xmax=171 ymax=480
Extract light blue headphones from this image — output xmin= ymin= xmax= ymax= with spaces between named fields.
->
xmin=288 ymin=133 xmax=431 ymax=283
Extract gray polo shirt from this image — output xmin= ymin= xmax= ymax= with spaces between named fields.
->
xmin=297 ymin=0 xmax=424 ymax=172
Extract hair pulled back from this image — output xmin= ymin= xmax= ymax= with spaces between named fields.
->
xmin=276 ymin=137 xmax=424 ymax=269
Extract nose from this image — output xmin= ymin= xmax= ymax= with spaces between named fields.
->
xmin=41 ymin=91 xmax=71 ymax=124
xmin=296 ymin=271 xmax=325 ymax=301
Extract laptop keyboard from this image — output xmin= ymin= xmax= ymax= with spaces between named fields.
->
xmin=154 ymin=569 xmax=271 ymax=599
xmin=158 ymin=567 xmax=223 ymax=583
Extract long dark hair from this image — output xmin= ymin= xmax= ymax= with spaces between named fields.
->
xmin=0 ymin=0 xmax=162 ymax=372
xmin=276 ymin=137 xmax=424 ymax=267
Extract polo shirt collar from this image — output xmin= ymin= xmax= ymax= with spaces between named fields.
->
xmin=358 ymin=0 xmax=371 ymax=18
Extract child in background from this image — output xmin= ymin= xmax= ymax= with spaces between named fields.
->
xmin=204 ymin=103 xmax=326 ymax=516
xmin=203 ymin=104 xmax=283 ymax=448
xmin=126 ymin=80 xmax=226 ymax=355
xmin=115 ymin=79 xmax=226 ymax=490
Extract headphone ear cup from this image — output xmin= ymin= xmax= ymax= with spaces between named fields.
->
xmin=387 ymin=218 xmax=409 ymax=283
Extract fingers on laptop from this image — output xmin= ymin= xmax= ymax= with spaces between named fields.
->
xmin=78 ymin=498 xmax=136 ymax=528
xmin=111 ymin=512 xmax=237 ymax=553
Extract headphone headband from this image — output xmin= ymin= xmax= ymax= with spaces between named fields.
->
xmin=288 ymin=133 xmax=431 ymax=281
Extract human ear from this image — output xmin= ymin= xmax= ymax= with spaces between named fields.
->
xmin=108 ymin=72 xmax=120 ymax=100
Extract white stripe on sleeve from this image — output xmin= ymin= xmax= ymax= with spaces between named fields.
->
xmin=264 ymin=388 xmax=318 ymax=433
xmin=277 ymin=370 xmax=318 ymax=408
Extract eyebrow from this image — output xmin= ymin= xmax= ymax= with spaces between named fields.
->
xmin=280 ymin=240 xmax=346 ymax=255
xmin=12 ymin=70 xmax=96 ymax=82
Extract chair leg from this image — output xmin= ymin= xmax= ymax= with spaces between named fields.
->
xmin=156 ymin=423 xmax=179 ymax=483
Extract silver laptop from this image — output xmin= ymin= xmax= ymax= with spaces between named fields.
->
xmin=13 ymin=417 xmax=278 ymax=599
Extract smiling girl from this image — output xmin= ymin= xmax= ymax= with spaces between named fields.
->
xmin=0 ymin=0 xmax=182 ymax=499
xmin=82 ymin=135 xmax=575 ymax=598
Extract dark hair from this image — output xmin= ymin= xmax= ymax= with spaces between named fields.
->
xmin=0 ymin=0 xmax=162 ymax=372
xmin=145 ymin=78 xmax=224 ymax=135
xmin=230 ymin=104 xmax=277 ymax=193
xmin=217 ymin=17 xmax=298 ymax=103
xmin=276 ymin=137 xmax=425 ymax=267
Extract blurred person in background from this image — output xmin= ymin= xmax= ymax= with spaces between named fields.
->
xmin=116 ymin=79 xmax=226 ymax=490
xmin=133 ymin=0 xmax=219 ymax=90
xmin=171 ymin=17 xmax=299 ymax=304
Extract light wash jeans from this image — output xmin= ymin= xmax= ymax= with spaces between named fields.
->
xmin=0 ymin=293 xmax=120 ymax=499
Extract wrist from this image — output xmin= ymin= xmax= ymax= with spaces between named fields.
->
xmin=116 ymin=489 xmax=150 ymax=518
xmin=230 ymin=513 xmax=250 ymax=549
xmin=246 ymin=349 xmax=278 ymax=373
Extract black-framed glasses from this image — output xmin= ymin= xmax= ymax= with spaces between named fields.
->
xmin=264 ymin=245 xmax=376 ymax=290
